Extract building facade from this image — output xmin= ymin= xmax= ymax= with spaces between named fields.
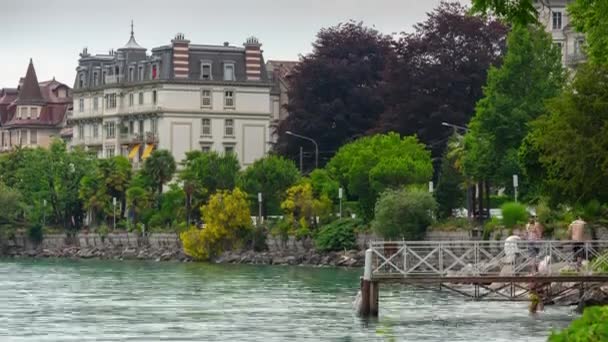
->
xmin=70 ymin=27 xmax=276 ymax=167
xmin=0 ymin=60 xmax=72 ymax=151
xmin=535 ymin=0 xmax=586 ymax=68
xmin=266 ymin=60 xmax=298 ymax=123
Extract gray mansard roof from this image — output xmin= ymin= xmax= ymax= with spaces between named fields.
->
xmin=74 ymin=32 xmax=269 ymax=91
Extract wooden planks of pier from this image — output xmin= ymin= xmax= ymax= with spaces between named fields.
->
xmin=358 ymin=240 xmax=608 ymax=317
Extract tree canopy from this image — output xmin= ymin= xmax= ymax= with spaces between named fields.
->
xmin=238 ymin=155 xmax=300 ymax=216
xmin=463 ymin=24 xmax=564 ymax=190
xmin=470 ymin=0 xmax=538 ymax=25
xmin=568 ymin=0 xmax=608 ymax=66
xmin=326 ymin=133 xmax=433 ymax=221
xmin=521 ymin=63 xmax=608 ymax=205
xmin=378 ymin=2 xmax=507 ymax=157
xmin=275 ymin=21 xmax=393 ymax=165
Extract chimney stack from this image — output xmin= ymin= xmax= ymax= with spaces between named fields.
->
xmin=172 ymin=33 xmax=190 ymax=79
xmin=243 ymin=36 xmax=262 ymax=81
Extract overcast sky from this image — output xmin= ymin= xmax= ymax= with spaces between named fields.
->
xmin=0 ymin=0 xmax=468 ymax=87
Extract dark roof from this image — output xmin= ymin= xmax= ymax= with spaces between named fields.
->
xmin=16 ymin=59 xmax=45 ymax=105
xmin=0 ymin=61 xmax=72 ymax=128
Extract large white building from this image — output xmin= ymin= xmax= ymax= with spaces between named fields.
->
xmin=535 ymin=0 xmax=586 ymax=68
xmin=69 ymin=26 xmax=278 ymax=167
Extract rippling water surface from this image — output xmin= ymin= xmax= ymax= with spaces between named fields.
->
xmin=0 ymin=259 xmax=575 ymax=341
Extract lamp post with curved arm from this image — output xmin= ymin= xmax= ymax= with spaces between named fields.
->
xmin=286 ymin=131 xmax=319 ymax=169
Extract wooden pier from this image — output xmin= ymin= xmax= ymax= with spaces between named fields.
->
xmin=358 ymin=240 xmax=608 ymax=317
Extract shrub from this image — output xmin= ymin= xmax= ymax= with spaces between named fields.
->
xmin=372 ymin=188 xmax=437 ymax=240
xmin=501 ymin=202 xmax=528 ymax=228
xmin=314 ymin=218 xmax=362 ymax=252
xmin=180 ymin=227 xmax=208 ymax=260
xmin=27 ymin=223 xmax=43 ymax=244
xmin=549 ymin=306 xmax=608 ymax=341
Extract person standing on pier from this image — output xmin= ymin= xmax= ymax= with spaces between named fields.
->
xmin=567 ymin=217 xmax=587 ymax=266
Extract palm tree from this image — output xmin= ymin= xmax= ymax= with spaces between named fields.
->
xmin=143 ymin=150 xmax=176 ymax=195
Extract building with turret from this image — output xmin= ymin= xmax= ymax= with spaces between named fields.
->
xmin=69 ymin=24 xmax=276 ymax=167
xmin=0 ymin=60 xmax=72 ymax=151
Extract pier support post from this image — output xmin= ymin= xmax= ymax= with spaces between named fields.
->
xmin=360 ymin=249 xmax=378 ymax=317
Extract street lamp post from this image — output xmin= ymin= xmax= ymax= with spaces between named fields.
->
xmin=112 ymin=197 xmax=117 ymax=230
xmin=338 ymin=187 xmax=343 ymax=219
xmin=286 ymin=131 xmax=319 ymax=169
xmin=441 ymin=122 xmax=469 ymax=133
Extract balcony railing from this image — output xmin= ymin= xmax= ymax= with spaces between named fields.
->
xmin=104 ymin=74 xmax=124 ymax=84
xmin=119 ymin=132 xmax=143 ymax=144
xmin=122 ymin=105 xmax=161 ymax=114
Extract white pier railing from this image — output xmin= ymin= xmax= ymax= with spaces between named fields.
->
xmin=369 ymin=240 xmax=608 ymax=278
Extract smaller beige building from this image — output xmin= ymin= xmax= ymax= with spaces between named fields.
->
xmin=0 ymin=59 xmax=72 ymax=151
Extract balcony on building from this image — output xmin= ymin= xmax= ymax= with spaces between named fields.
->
xmin=105 ymin=74 xmax=124 ymax=84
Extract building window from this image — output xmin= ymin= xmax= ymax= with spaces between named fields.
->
xmin=224 ymin=63 xmax=235 ymax=81
xmin=151 ymin=118 xmax=158 ymax=134
xmin=78 ymin=124 xmax=84 ymax=139
xmin=78 ymin=73 xmax=85 ymax=88
xmin=201 ymin=89 xmax=212 ymax=107
xmin=129 ymin=93 xmax=134 ymax=107
xmin=129 ymin=67 xmax=135 ymax=82
xmin=139 ymin=92 xmax=144 ymax=105
xmin=30 ymin=130 xmax=37 ymax=145
xmin=93 ymin=123 xmax=99 ymax=138
xmin=138 ymin=65 xmax=144 ymax=80
xmin=139 ymin=120 xmax=144 ymax=134
xmin=201 ymin=118 xmax=211 ymax=136
xmin=575 ymin=39 xmax=585 ymax=55
xmin=224 ymin=145 xmax=234 ymax=154
xmin=201 ymin=145 xmax=211 ymax=153
xmin=151 ymin=64 xmax=158 ymax=80
xmin=93 ymin=71 xmax=99 ymax=86
xmin=28 ymin=107 xmax=36 ymax=118
xmin=555 ymin=41 xmax=563 ymax=52
xmin=224 ymin=119 xmax=234 ymax=137
xmin=93 ymin=97 xmax=99 ymax=111
xmin=106 ymin=146 xmax=115 ymax=158
xmin=20 ymin=129 xmax=27 ymax=145
xmin=105 ymin=122 xmax=116 ymax=139
xmin=152 ymin=90 xmax=157 ymax=105
xmin=552 ymin=11 xmax=562 ymax=30
xmin=224 ymin=90 xmax=235 ymax=107
xmin=79 ymin=98 xmax=84 ymax=112
xmin=102 ymin=70 xmax=107 ymax=85
xmin=106 ymin=94 xmax=117 ymax=109
xmin=201 ymin=63 xmax=212 ymax=80
xmin=128 ymin=121 xmax=134 ymax=134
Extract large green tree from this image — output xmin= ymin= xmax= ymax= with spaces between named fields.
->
xmin=238 ymin=155 xmax=300 ymax=217
xmin=326 ymin=132 xmax=433 ymax=221
xmin=471 ymin=0 xmax=539 ymax=25
xmin=521 ymin=63 xmax=608 ymax=205
xmin=463 ymin=24 xmax=565 ymax=192
xmin=568 ymin=0 xmax=608 ymax=66
xmin=179 ymin=151 xmax=240 ymax=222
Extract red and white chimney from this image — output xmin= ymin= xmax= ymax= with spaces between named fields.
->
xmin=244 ymin=36 xmax=262 ymax=81
xmin=172 ymin=33 xmax=190 ymax=79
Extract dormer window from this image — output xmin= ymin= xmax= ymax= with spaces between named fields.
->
xmin=18 ymin=107 xmax=27 ymax=119
xmin=78 ymin=73 xmax=86 ymax=88
xmin=93 ymin=71 xmax=99 ymax=86
xmin=57 ymin=87 xmax=67 ymax=98
xmin=201 ymin=62 xmax=212 ymax=80
xmin=224 ymin=63 xmax=235 ymax=81
xmin=138 ymin=65 xmax=144 ymax=80
xmin=29 ymin=107 xmax=38 ymax=118
xmin=102 ymin=70 xmax=107 ymax=84
xmin=129 ymin=67 xmax=135 ymax=82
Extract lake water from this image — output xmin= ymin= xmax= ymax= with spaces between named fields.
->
xmin=0 ymin=259 xmax=575 ymax=341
